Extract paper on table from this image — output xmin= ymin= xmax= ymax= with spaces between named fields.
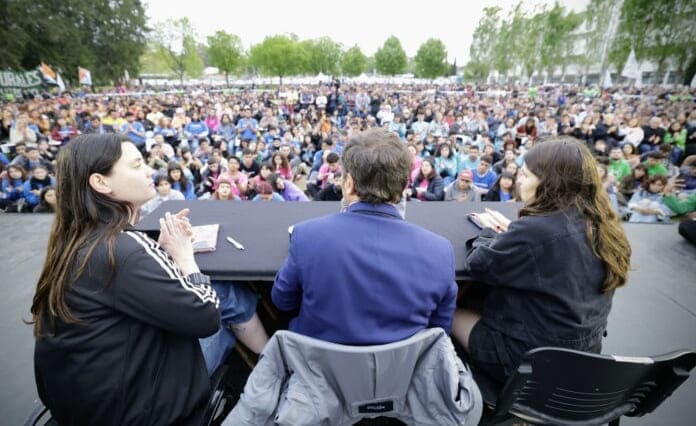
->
xmin=191 ymin=224 xmax=219 ymax=253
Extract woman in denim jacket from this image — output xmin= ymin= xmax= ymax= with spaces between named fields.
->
xmin=452 ymin=137 xmax=631 ymax=384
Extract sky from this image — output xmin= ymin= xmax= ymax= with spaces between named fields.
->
xmin=144 ymin=0 xmax=589 ymax=64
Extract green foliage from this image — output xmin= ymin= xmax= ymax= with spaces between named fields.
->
xmin=140 ymin=42 xmax=171 ymax=75
xmin=341 ymin=45 xmax=367 ymax=76
xmin=466 ymin=0 xmax=696 ymax=84
xmin=612 ymin=0 xmax=696 ymax=74
xmin=0 ymin=0 xmax=148 ymax=85
xmin=207 ymin=31 xmax=245 ymax=84
xmin=375 ymin=36 xmax=408 ymax=75
xmin=300 ymin=37 xmax=342 ymax=75
xmin=152 ymin=18 xmax=204 ymax=83
xmin=539 ymin=3 xmax=583 ymax=76
xmin=414 ymin=38 xmax=449 ymax=79
xmin=249 ymin=34 xmax=304 ymax=81
xmin=469 ymin=6 xmax=502 ymax=81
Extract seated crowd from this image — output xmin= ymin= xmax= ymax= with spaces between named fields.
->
xmin=2 ymin=83 xmax=695 ymax=226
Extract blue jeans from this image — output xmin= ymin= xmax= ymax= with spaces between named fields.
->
xmin=199 ymin=281 xmax=259 ymax=375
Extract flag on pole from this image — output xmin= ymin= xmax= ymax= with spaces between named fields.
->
xmin=621 ymin=48 xmax=641 ymax=81
xmin=602 ymin=70 xmax=613 ymax=89
xmin=78 ymin=67 xmax=92 ymax=86
xmin=39 ymin=62 xmax=58 ymax=85
xmin=56 ymin=73 xmax=66 ymax=93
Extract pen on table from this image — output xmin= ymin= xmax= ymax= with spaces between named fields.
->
xmin=226 ymin=236 xmax=245 ymax=250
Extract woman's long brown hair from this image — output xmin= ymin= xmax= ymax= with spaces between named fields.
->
xmin=519 ymin=137 xmax=631 ymax=292
xmin=30 ymin=134 xmax=134 ymax=337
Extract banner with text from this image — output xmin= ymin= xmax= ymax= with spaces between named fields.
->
xmin=0 ymin=69 xmax=43 ymax=96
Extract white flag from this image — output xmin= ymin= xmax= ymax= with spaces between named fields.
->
xmin=621 ymin=48 xmax=640 ymax=80
xmin=603 ymin=70 xmax=613 ymax=89
xmin=56 ymin=73 xmax=66 ymax=93
xmin=78 ymin=67 xmax=92 ymax=86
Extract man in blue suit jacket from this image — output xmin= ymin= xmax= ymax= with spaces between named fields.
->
xmin=272 ymin=128 xmax=457 ymax=345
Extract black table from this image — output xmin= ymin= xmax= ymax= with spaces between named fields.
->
xmin=136 ymin=200 xmax=521 ymax=281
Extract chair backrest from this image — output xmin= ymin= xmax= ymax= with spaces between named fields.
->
xmin=228 ymin=328 xmax=482 ymax=425
xmin=272 ymin=328 xmax=447 ymax=417
xmin=492 ymin=347 xmax=696 ymax=426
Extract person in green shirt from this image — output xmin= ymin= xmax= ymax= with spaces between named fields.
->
xmin=663 ymin=179 xmax=696 ymax=245
xmin=664 ymin=121 xmax=687 ymax=165
xmin=608 ymin=147 xmax=632 ymax=181
xmin=644 ymin=151 xmax=669 ymax=176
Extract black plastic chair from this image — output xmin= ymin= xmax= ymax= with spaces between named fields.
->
xmin=23 ymin=401 xmax=55 ymax=426
xmin=477 ymin=347 xmax=696 ymax=426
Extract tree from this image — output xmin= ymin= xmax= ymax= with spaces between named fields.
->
xmin=414 ymin=39 xmax=449 ymax=79
xmin=468 ymin=6 xmax=502 ymax=82
xmin=612 ymin=0 xmax=696 ymax=81
xmin=249 ymin=34 xmax=303 ymax=84
xmin=207 ymin=31 xmax=245 ymax=85
xmin=300 ymin=37 xmax=342 ymax=75
xmin=341 ymin=45 xmax=367 ymax=76
xmin=152 ymin=18 xmax=203 ymax=84
xmin=1 ymin=0 xmax=148 ymax=85
xmin=374 ymin=36 xmax=408 ymax=75
xmin=539 ymin=3 xmax=583 ymax=81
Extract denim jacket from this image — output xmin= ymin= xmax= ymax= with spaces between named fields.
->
xmin=464 ymin=209 xmax=612 ymax=354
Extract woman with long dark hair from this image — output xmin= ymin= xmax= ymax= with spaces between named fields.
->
xmin=30 ymin=134 xmax=221 ymax=425
xmin=452 ymin=137 xmax=631 ymax=384
xmin=483 ymin=171 xmax=518 ymax=202
xmin=409 ymin=157 xmax=445 ymax=201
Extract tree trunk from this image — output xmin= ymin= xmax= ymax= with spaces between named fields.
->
xmin=225 ymin=72 xmax=229 ymax=87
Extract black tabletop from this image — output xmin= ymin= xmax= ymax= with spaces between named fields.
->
xmin=136 ymin=200 xmax=522 ymax=281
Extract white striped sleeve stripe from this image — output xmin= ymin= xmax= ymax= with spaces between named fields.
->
xmin=131 ymin=231 xmax=218 ymax=304
xmin=125 ymin=231 xmax=219 ymax=307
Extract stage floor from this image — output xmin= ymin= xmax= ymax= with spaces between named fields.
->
xmin=1 ymin=214 xmax=694 ymax=425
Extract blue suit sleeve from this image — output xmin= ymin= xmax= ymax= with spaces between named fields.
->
xmin=428 ymin=244 xmax=457 ymax=333
xmin=272 ymin=232 xmax=302 ymax=312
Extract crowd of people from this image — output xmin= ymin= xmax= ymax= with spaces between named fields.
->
xmin=22 ymin=79 xmax=696 ymax=424
xmin=1 ymin=82 xmax=695 ymax=229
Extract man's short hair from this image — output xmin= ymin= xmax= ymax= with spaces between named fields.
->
xmin=341 ymin=128 xmax=411 ymax=204
xmin=480 ymin=155 xmax=493 ymax=164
